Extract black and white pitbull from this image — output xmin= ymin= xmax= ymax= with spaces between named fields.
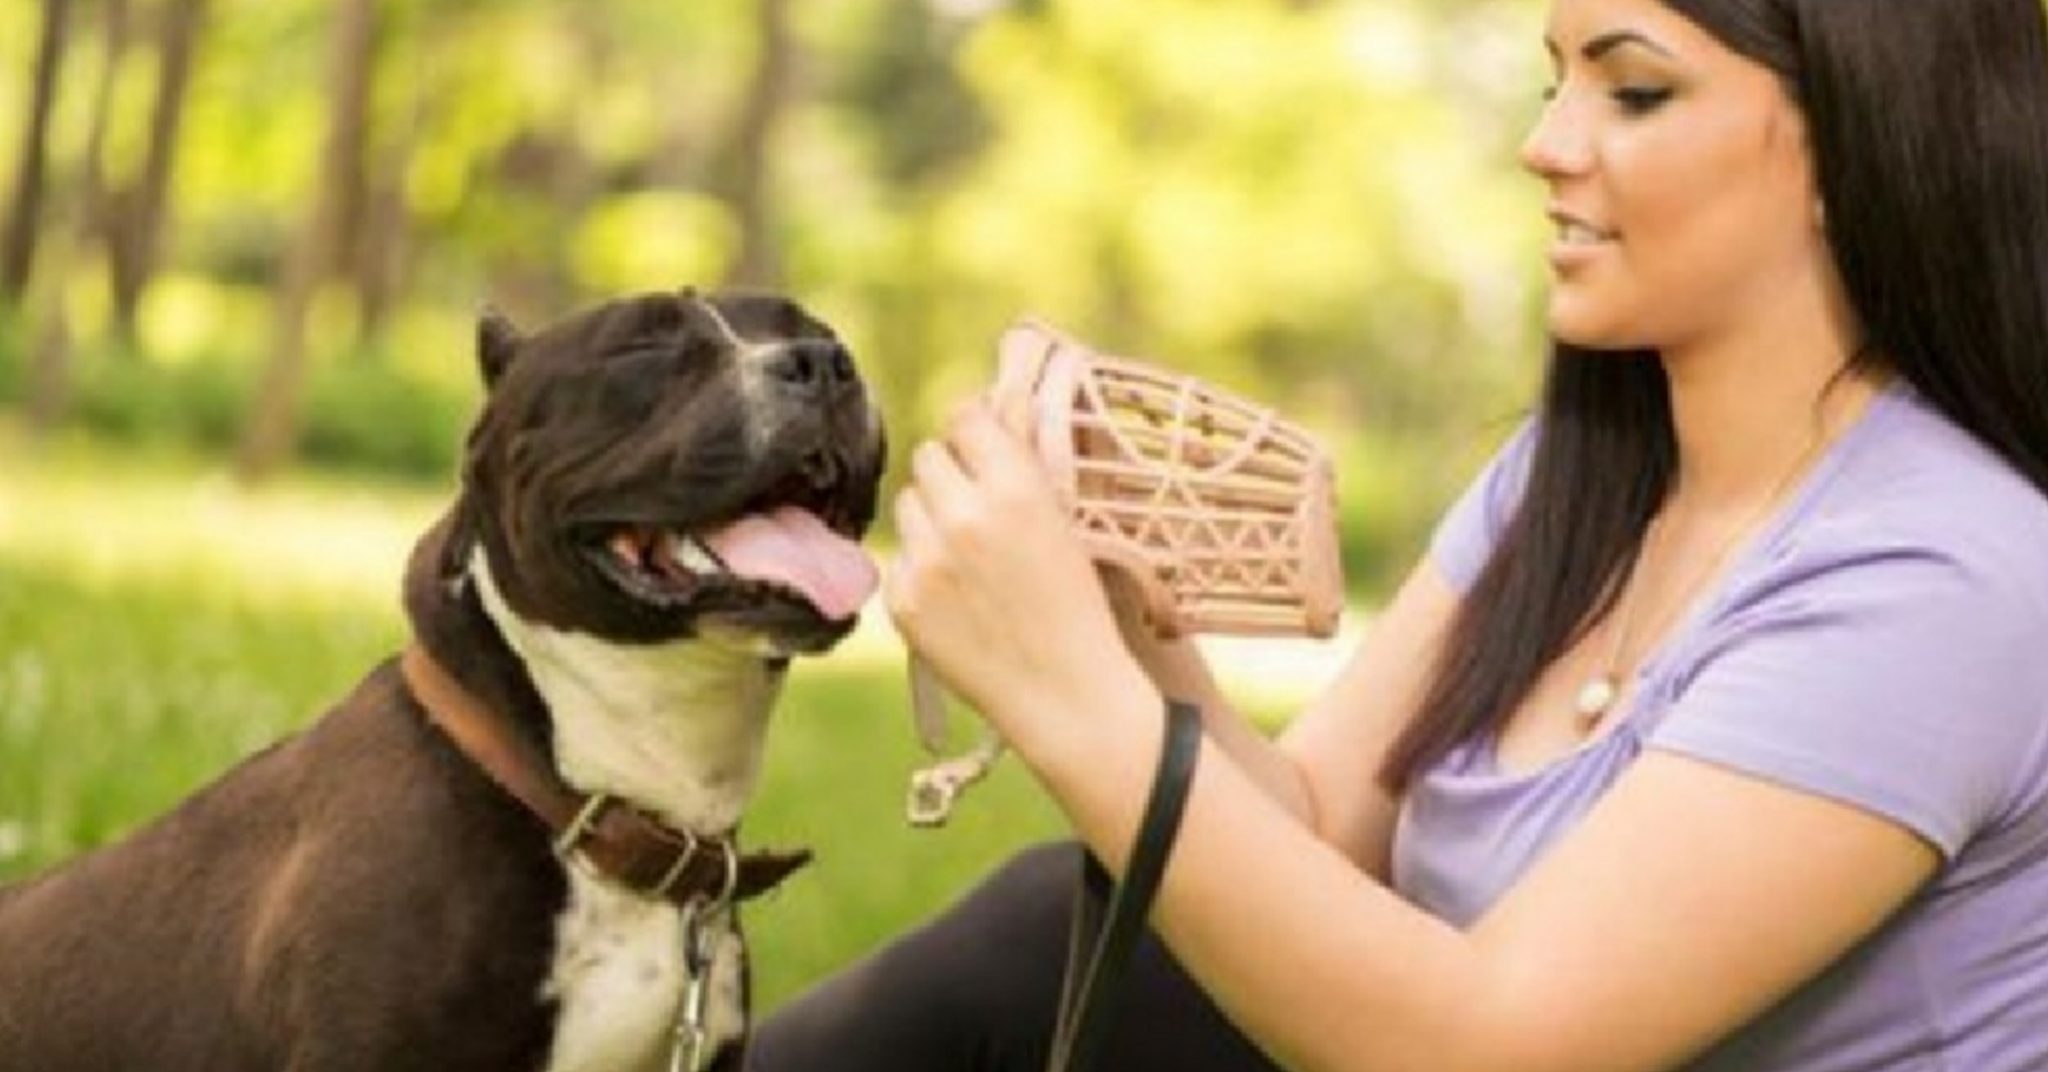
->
xmin=0 ymin=289 xmax=885 ymax=1071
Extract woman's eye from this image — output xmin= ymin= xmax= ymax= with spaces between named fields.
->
xmin=1613 ymin=86 xmax=1675 ymax=115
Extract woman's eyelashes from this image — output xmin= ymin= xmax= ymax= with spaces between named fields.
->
xmin=1613 ymin=86 xmax=1676 ymax=115
xmin=1537 ymin=81 xmax=1678 ymax=117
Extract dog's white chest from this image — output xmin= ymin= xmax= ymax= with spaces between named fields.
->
xmin=473 ymin=560 xmax=775 ymax=1072
xmin=541 ymin=871 xmax=746 ymax=1072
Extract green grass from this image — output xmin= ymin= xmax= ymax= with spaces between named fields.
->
xmin=0 ymin=423 xmax=1351 ymax=1010
xmin=0 ymin=555 xmax=1065 ymax=1009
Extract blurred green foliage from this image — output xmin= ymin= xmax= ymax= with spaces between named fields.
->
xmin=1 ymin=0 xmax=1549 ymax=592
xmin=0 ymin=0 xmax=1563 ymax=1004
xmin=0 ymin=342 xmax=473 ymax=478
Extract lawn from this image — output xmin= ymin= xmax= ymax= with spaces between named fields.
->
xmin=0 ymin=424 xmax=1354 ymax=1009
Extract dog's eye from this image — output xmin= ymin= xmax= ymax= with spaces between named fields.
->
xmin=587 ymin=347 xmax=678 ymax=418
xmin=608 ymin=344 xmax=676 ymax=367
xmin=610 ymin=336 xmax=722 ymax=372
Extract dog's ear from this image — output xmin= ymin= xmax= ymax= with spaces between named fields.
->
xmin=477 ymin=307 xmax=522 ymax=389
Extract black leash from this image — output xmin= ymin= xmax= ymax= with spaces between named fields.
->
xmin=1045 ymin=698 xmax=1204 ymax=1072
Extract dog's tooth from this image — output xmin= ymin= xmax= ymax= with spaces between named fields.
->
xmin=609 ymin=531 xmax=645 ymax=567
xmin=672 ymin=533 xmax=726 ymax=575
xmin=650 ymin=530 xmax=685 ymax=576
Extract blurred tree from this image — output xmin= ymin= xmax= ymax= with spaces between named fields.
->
xmin=344 ymin=20 xmax=416 ymax=349
xmin=718 ymin=0 xmax=797 ymax=289
xmin=11 ymin=0 xmax=124 ymax=428
xmin=237 ymin=0 xmax=377 ymax=481
xmin=105 ymin=0 xmax=208 ymax=342
xmin=818 ymin=0 xmax=993 ymax=458
xmin=0 ymin=0 xmax=73 ymax=304
xmin=0 ymin=0 xmax=1547 ymax=584
xmin=840 ymin=0 xmax=990 ymax=190
xmin=75 ymin=0 xmax=133 ymax=289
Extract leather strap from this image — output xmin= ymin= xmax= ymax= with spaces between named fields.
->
xmin=398 ymin=644 xmax=808 ymax=907
xmin=1046 ymin=699 xmax=1204 ymax=1072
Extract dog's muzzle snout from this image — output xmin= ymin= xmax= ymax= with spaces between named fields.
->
xmin=761 ymin=339 xmax=859 ymax=405
xmin=746 ymin=337 xmax=878 ymax=482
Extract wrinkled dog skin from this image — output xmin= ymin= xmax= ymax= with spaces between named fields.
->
xmin=0 ymin=289 xmax=886 ymax=1072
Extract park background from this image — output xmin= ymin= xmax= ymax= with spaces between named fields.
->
xmin=0 ymin=0 xmax=1547 ymax=1008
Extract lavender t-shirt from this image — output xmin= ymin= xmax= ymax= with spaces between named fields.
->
xmin=1395 ymin=383 xmax=2048 ymax=1070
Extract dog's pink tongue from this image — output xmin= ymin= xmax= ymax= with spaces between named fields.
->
xmin=703 ymin=506 xmax=878 ymax=621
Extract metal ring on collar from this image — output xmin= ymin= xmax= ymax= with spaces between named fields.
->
xmin=706 ymin=838 xmax=740 ymax=911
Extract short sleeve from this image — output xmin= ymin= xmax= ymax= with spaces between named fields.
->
xmin=1648 ymin=536 xmax=2048 ymax=859
xmin=1428 ymin=418 xmax=1539 ymax=593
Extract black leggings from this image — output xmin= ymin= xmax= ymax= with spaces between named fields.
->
xmin=748 ymin=842 xmax=1279 ymax=1071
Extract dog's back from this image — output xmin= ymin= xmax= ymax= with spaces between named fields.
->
xmin=0 ymin=664 xmax=569 ymax=1072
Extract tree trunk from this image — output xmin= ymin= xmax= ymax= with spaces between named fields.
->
xmin=351 ymin=97 xmax=419 ymax=350
xmin=720 ymin=0 xmax=796 ymax=289
xmin=24 ymin=294 xmax=74 ymax=433
xmin=1 ymin=0 xmax=74 ymax=303
xmin=236 ymin=0 xmax=377 ymax=481
xmin=351 ymin=169 xmax=407 ymax=348
xmin=79 ymin=0 xmax=133 ymax=253
xmin=108 ymin=0 xmax=208 ymax=340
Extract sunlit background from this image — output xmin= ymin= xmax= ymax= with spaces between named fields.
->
xmin=0 ymin=0 xmax=1547 ymax=1007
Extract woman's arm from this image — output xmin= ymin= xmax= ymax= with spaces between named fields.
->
xmin=1109 ymin=562 xmax=1463 ymax=876
xmin=891 ymin=403 xmax=1942 ymax=1072
xmin=1025 ymin=686 xmax=1937 ymax=1072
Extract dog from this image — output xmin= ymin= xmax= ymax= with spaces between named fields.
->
xmin=0 ymin=288 xmax=887 ymax=1071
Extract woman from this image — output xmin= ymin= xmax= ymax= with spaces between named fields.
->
xmin=755 ymin=0 xmax=2048 ymax=1068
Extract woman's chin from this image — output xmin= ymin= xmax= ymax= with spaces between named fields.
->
xmin=1546 ymin=305 xmax=1652 ymax=354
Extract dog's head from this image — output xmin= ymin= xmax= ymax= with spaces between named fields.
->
xmin=443 ymin=288 xmax=885 ymax=656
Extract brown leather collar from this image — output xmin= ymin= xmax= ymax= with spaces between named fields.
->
xmin=399 ymin=643 xmax=808 ymax=908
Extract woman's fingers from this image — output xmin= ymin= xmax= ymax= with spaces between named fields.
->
xmin=990 ymin=327 xmax=1045 ymax=435
xmin=891 ymin=483 xmax=934 ymax=568
xmin=946 ymin=399 xmax=1042 ymax=490
xmin=886 ymin=485 xmax=935 ymax=620
xmin=909 ymin=437 xmax=973 ymax=520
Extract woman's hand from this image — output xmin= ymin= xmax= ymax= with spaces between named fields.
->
xmin=886 ymin=397 xmax=1154 ymax=759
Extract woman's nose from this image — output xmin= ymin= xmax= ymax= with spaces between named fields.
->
xmin=1519 ymin=92 xmax=1591 ymax=179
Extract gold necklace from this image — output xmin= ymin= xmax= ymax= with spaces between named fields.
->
xmin=1572 ymin=419 xmax=1836 ymax=731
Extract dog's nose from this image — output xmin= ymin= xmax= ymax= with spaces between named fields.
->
xmin=763 ymin=340 xmax=858 ymax=401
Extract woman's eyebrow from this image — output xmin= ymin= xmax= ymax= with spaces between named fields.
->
xmin=1584 ymin=29 xmax=1675 ymax=60
xmin=1543 ymin=29 xmax=1678 ymax=62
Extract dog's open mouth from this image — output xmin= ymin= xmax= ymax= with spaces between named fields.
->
xmin=587 ymin=452 xmax=879 ymax=623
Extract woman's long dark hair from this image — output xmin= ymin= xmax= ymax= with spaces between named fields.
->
xmin=1379 ymin=0 xmax=2048 ymax=791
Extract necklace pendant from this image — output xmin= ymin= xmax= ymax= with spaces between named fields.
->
xmin=1574 ymin=675 xmax=1619 ymax=727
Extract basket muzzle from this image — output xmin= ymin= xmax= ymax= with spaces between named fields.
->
xmin=905 ymin=320 xmax=1346 ymax=828
xmin=994 ymin=320 xmax=1344 ymax=639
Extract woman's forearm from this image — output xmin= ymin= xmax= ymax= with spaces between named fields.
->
xmin=1119 ymin=625 xmax=1323 ymax=831
xmin=1011 ymin=666 xmax=1491 ymax=1072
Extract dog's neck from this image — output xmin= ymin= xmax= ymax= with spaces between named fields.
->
xmin=469 ymin=551 xmax=783 ymax=835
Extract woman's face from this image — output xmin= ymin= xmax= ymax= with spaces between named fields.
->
xmin=1524 ymin=0 xmax=1826 ymax=351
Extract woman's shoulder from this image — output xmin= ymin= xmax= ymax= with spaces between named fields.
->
xmin=1784 ymin=383 xmax=2048 ymax=616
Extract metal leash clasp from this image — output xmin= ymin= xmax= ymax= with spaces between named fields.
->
xmin=670 ymin=903 xmax=716 ymax=1072
xmin=906 ymin=659 xmax=1006 ymax=826
xmin=907 ymin=744 xmax=1006 ymax=826
xmin=668 ymin=844 xmax=742 ymax=1072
